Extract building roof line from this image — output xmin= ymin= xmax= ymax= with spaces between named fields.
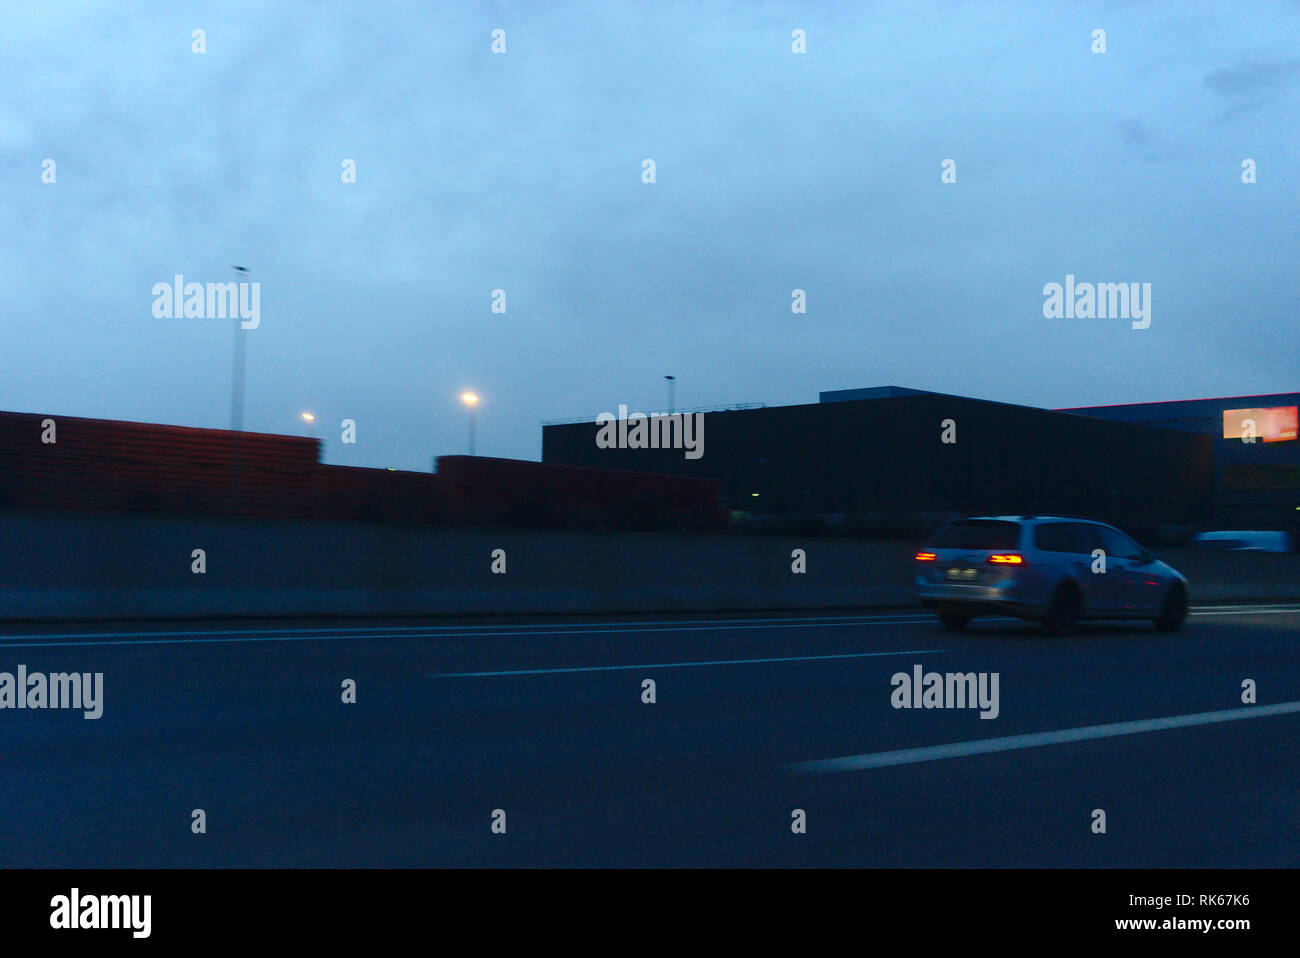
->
xmin=1056 ymin=391 xmax=1298 ymax=411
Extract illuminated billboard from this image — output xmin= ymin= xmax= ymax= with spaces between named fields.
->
xmin=1223 ymin=406 xmax=1298 ymax=443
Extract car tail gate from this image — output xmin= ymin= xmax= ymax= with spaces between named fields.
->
xmin=921 ymin=520 xmax=1025 ymax=584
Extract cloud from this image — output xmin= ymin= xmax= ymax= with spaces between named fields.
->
xmin=1 ymin=2 xmax=1297 ymax=464
xmin=1114 ymin=118 xmax=1152 ymax=147
xmin=1203 ymin=59 xmax=1299 ymax=97
xmin=1203 ymin=59 xmax=1300 ymax=122
xmin=1112 ymin=119 xmax=1176 ymax=160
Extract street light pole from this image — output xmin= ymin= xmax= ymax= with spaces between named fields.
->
xmin=663 ymin=375 xmax=677 ymax=476
xmin=230 ymin=265 xmax=250 ymax=432
xmin=228 ymin=265 xmax=250 ymax=514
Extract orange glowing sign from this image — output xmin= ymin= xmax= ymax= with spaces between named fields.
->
xmin=1223 ymin=407 xmax=1298 ymax=443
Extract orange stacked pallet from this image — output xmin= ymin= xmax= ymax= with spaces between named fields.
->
xmin=0 ymin=412 xmax=317 ymax=519
xmin=0 ymin=411 xmax=723 ymax=531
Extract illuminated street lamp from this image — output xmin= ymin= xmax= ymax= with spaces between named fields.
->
xmin=300 ymin=411 xmax=317 ymax=440
xmin=461 ymin=392 xmax=479 ymax=456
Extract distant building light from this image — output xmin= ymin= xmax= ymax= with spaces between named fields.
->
xmin=1223 ymin=406 xmax=1297 ymax=443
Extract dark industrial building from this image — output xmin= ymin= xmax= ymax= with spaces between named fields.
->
xmin=1057 ymin=392 xmax=1299 ymax=528
xmin=542 ymin=387 xmax=1218 ymax=531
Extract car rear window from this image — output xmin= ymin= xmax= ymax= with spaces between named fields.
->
xmin=929 ymin=520 xmax=1021 ymax=550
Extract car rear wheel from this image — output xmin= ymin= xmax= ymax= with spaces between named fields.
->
xmin=1154 ymin=584 xmax=1188 ymax=632
xmin=1043 ymin=584 xmax=1081 ymax=636
xmin=938 ymin=613 xmax=970 ymax=631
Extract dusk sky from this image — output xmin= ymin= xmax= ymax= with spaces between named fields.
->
xmin=3 ymin=1 xmax=1297 ymax=471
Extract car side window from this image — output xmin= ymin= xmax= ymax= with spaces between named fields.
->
xmin=1066 ymin=524 xmax=1104 ymax=556
xmin=1096 ymin=526 xmax=1143 ymax=560
xmin=1034 ymin=523 xmax=1068 ymax=552
xmin=1035 ymin=523 xmax=1098 ymax=555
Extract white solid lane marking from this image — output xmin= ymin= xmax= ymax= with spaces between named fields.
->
xmin=0 ymin=603 xmax=1292 ymax=649
xmin=428 ymin=647 xmax=949 ymax=678
xmin=1193 ymin=603 xmax=1300 ymax=611
xmin=790 ymin=700 xmax=1300 ymax=774
xmin=0 ymin=611 xmax=933 ymax=643
xmin=1192 ymin=607 xmax=1300 ymax=616
xmin=0 ymin=617 xmax=939 ymax=649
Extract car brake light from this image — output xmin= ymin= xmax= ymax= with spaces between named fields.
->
xmin=915 ymin=552 xmax=936 ymax=561
xmin=987 ymin=554 xmax=1024 ymax=564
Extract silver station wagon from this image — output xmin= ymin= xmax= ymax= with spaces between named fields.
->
xmin=915 ymin=516 xmax=1189 ymax=634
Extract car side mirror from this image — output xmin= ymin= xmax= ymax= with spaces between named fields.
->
xmin=1140 ymin=550 xmax=1156 ymax=564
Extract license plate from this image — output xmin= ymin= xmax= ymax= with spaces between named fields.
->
xmin=946 ymin=567 xmax=978 ymax=580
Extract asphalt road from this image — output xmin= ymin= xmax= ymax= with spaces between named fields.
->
xmin=2 ymin=603 xmax=1298 ymax=867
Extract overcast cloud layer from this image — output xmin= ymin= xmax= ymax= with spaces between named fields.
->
xmin=2 ymin=1 xmax=1297 ymax=470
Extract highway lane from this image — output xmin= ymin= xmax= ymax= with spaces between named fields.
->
xmin=1 ymin=604 xmax=1298 ymax=866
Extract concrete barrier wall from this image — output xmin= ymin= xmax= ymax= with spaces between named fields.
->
xmin=0 ymin=515 xmax=1296 ymax=621
xmin=1158 ymin=548 xmax=1300 ymax=602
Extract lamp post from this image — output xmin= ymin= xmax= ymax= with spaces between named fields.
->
xmin=230 ymin=265 xmax=250 ymax=432
xmin=664 ymin=375 xmax=675 ymax=415
xmin=300 ymin=411 xmax=316 ymax=438
xmin=461 ymin=392 xmax=479 ymax=456
xmin=228 ymin=265 xmax=250 ymax=514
